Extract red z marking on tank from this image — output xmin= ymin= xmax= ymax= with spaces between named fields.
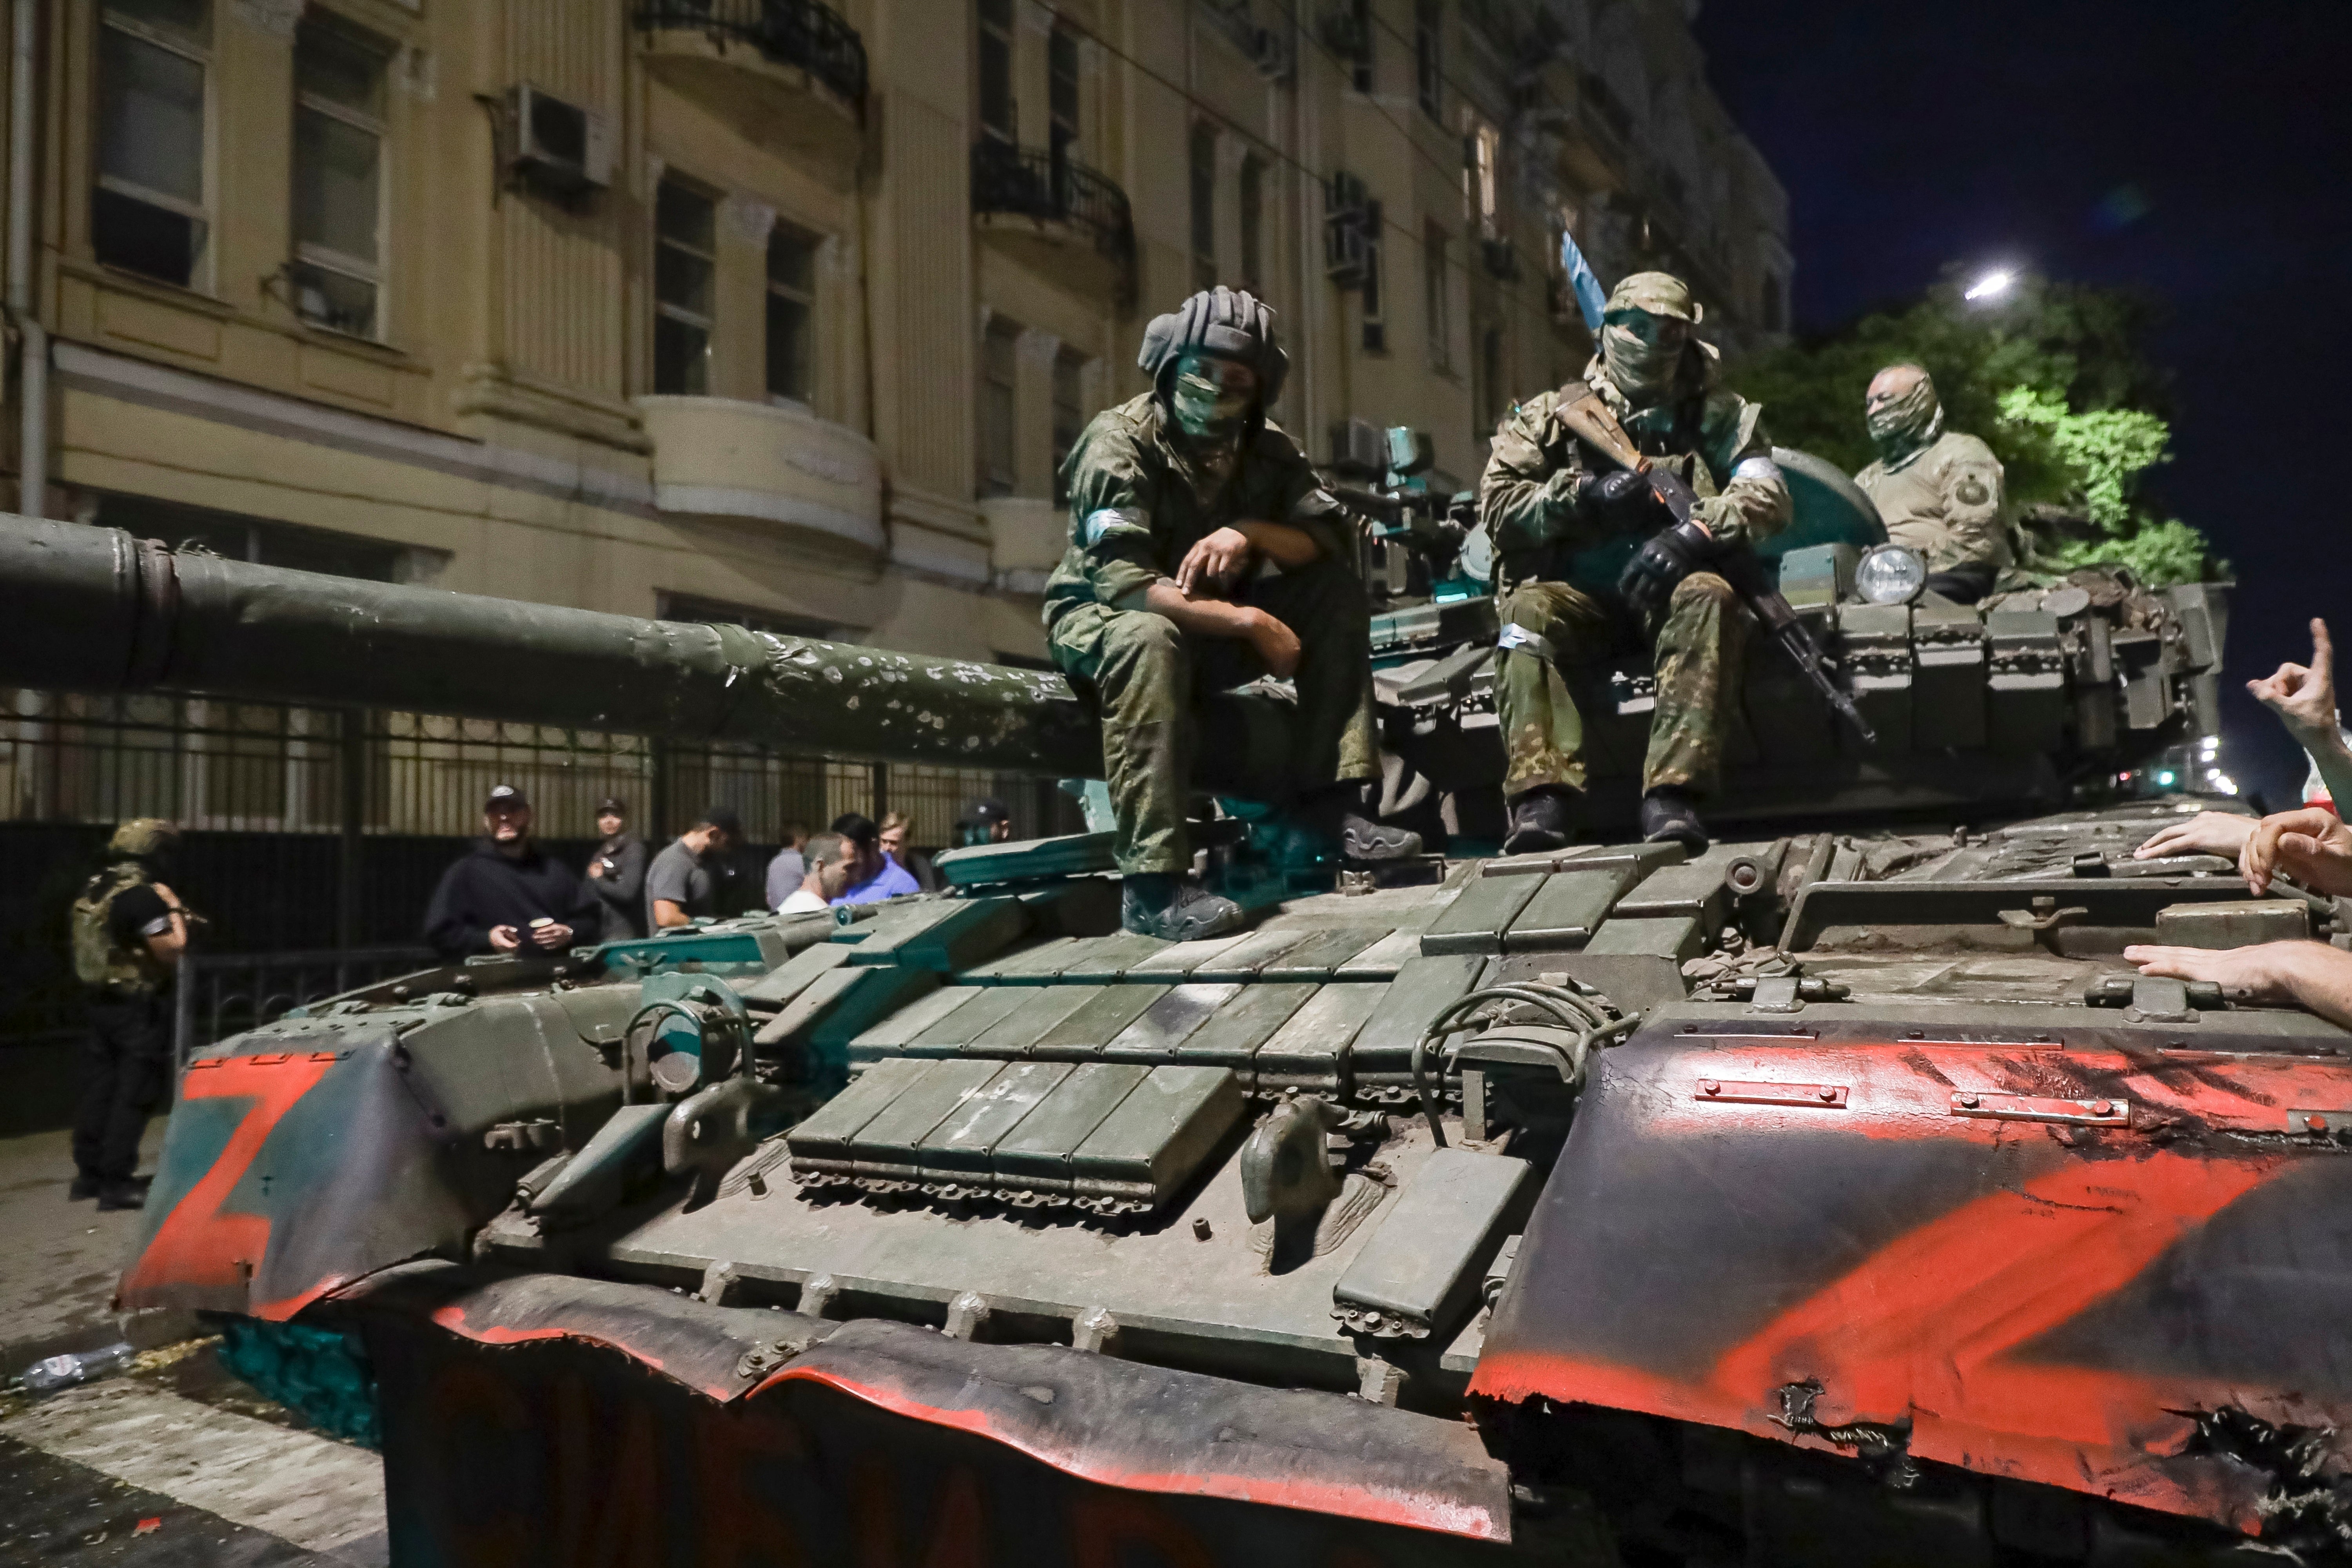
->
xmin=119 ymin=1053 xmax=336 ymax=1309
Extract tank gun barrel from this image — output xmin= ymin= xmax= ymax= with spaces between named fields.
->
xmin=0 ymin=519 xmax=1102 ymax=775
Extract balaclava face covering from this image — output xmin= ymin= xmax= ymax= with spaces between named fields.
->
xmin=1169 ymin=353 xmax=1257 ymax=443
xmin=1600 ymin=314 xmax=1683 ymax=403
xmin=1866 ymin=368 xmax=1944 ymax=465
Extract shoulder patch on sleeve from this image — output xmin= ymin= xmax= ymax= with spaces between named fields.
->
xmin=1082 ymin=506 xmax=1151 ymax=547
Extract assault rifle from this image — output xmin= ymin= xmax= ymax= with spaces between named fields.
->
xmin=1554 ymin=386 xmax=1876 ymax=747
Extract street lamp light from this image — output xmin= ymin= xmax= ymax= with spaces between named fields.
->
xmin=1964 ymin=269 xmax=2014 ymax=302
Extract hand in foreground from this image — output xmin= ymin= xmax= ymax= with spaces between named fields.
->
xmin=2248 ymin=618 xmax=2339 ymax=744
xmin=2242 ymin=807 xmax=2352 ymax=897
xmin=488 ymin=924 xmax=522 ymax=952
xmin=2133 ymin=811 xmax=2254 ymax=861
xmin=586 ymin=859 xmax=605 ymax=879
xmin=1245 ymin=610 xmax=1301 ymax=679
xmin=530 ymin=922 xmax=575 ymax=950
xmin=2124 ymin=941 xmax=2316 ymax=1006
xmin=1176 ymin=527 xmax=1254 ymax=597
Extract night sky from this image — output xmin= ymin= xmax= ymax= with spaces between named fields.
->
xmin=1693 ymin=0 xmax=2352 ymax=808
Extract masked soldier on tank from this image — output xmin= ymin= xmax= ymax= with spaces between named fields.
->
xmin=69 ymin=818 xmax=192 ymax=1209
xmin=1479 ymin=272 xmax=1792 ymax=855
xmin=1045 ymin=286 xmax=1420 ymax=941
xmin=1852 ymin=363 xmax=2011 ymax=604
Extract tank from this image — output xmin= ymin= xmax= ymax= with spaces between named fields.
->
xmin=11 ymin=516 xmax=2347 ymax=1566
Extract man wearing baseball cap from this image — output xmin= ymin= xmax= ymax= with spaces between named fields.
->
xmin=1043 ymin=285 xmax=1419 ymax=942
xmin=422 ymin=784 xmax=599 ymax=958
xmin=586 ymin=796 xmax=648 ymax=940
xmin=1477 ymin=269 xmax=1792 ymax=855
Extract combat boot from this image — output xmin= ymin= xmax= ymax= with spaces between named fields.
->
xmin=1640 ymin=787 xmax=1709 ymax=853
xmin=1121 ymin=873 xmax=1247 ymax=942
xmin=1504 ymin=786 xmax=1579 ymax=856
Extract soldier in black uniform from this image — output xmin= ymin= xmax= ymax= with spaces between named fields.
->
xmin=69 ymin=818 xmax=189 ymax=1209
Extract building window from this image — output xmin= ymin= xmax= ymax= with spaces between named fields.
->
xmin=1238 ymin=154 xmax=1265 ymax=294
xmin=100 ymin=494 xmax=405 ymax=581
xmin=1348 ymin=0 xmax=1373 ymax=93
xmin=1414 ymin=0 xmax=1442 ymax=122
xmin=766 ymin=224 xmax=817 ymax=403
xmin=1361 ymin=228 xmax=1385 ymax=354
xmin=653 ymin=180 xmax=716 ymax=395
xmin=1424 ymin=223 xmax=1450 ymax=371
xmin=1466 ymin=120 xmax=1501 ymax=240
xmin=290 ymin=19 xmax=389 ymax=338
xmin=1478 ymin=323 xmax=1503 ymax=430
xmin=978 ymin=317 xmax=1020 ymax=498
xmin=94 ymin=0 xmax=212 ymax=287
xmin=1051 ymin=349 xmax=1084 ymax=506
xmin=1189 ymin=123 xmax=1218 ymax=291
xmin=978 ymin=0 xmax=1015 ymax=145
xmin=1049 ymin=27 xmax=1080 ymax=151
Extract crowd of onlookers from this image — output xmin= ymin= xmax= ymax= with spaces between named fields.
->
xmin=417 ymin=791 xmax=1016 ymax=960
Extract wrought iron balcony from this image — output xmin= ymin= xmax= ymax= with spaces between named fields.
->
xmin=971 ymin=140 xmax=1137 ymax=305
xmin=635 ymin=0 xmax=867 ymax=115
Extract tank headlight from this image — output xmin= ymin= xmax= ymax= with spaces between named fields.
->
xmin=1855 ymin=544 xmax=1927 ymax=605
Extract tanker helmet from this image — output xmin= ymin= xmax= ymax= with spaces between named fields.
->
xmin=1137 ymin=286 xmax=1289 ymax=407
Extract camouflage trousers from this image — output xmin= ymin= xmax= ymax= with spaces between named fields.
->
xmin=1494 ymin=572 xmax=1745 ymax=800
xmin=1047 ymin=558 xmax=1381 ymax=875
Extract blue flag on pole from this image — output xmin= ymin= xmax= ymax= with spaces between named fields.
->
xmin=1559 ymin=228 xmax=1607 ymax=334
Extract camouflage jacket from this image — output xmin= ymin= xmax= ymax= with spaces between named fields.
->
xmin=1044 ymin=393 xmax=1352 ymax=630
xmin=71 ymin=861 xmax=169 ymax=995
xmin=1854 ymin=429 xmax=2012 ymax=575
xmin=1477 ymin=347 xmax=1791 ymax=594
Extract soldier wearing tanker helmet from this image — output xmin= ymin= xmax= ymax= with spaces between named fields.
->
xmin=68 ymin=818 xmax=191 ymax=1209
xmin=1852 ymin=362 xmax=2012 ymax=604
xmin=1478 ymin=270 xmax=1793 ymax=855
xmin=1044 ymin=286 xmax=1420 ymax=941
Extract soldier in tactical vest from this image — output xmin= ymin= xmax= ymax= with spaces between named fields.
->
xmin=1045 ymin=286 xmax=1419 ymax=940
xmin=1478 ymin=271 xmax=1792 ymax=855
xmin=69 ymin=818 xmax=189 ymax=1209
xmin=1852 ymin=363 xmax=2011 ymax=603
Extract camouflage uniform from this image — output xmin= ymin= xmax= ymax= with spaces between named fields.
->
xmin=1854 ymin=431 xmax=2012 ymax=577
xmin=70 ymin=820 xmax=180 ymax=1195
xmin=1478 ymin=307 xmax=1791 ymax=800
xmin=1045 ymin=392 xmax=1377 ymax=875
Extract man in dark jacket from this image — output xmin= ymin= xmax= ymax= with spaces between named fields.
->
xmin=423 ymin=785 xmax=598 ymax=958
xmin=585 ymin=796 xmax=648 ymax=940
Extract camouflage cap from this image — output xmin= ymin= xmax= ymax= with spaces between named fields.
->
xmin=107 ymin=818 xmax=178 ymax=860
xmin=1137 ymin=286 xmax=1289 ymax=404
xmin=1603 ymin=271 xmax=1703 ymax=325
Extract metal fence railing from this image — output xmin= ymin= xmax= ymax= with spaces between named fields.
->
xmin=633 ymin=0 xmax=869 ymax=111
xmin=172 ymin=945 xmax=435 ymax=1067
xmin=971 ymin=140 xmax=1139 ymax=305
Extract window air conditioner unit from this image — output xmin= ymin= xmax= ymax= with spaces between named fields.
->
xmin=508 ymin=84 xmax=612 ymax=195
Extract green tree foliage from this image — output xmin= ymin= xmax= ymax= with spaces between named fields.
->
xmin=1738 ymin=272 xmax=2212 ymax=584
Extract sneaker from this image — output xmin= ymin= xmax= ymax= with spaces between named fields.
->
xmin=1503 ymin=786 xmax=1578 ymax=856
xmin=68 ymin=1174 xmax=100 ymax=1201
xmin=96 ymin=1179 xmax=151 ymax=1213
xmin=1121 ymin=873 xmax=1247 ymax=942
xmin=1640 ymin=787 xmax=1709 ymax=853
xmin=1291 ymin=786 xmax=1422 ymax=864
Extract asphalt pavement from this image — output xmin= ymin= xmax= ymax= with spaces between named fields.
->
xmin=0 ymin=1127 xmax=388 ymax=1566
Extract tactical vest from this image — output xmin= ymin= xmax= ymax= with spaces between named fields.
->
xmin=71 ymin=862 xmax=168 ymax=994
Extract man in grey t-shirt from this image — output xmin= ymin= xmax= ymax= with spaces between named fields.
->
xmin=646 ymin=806 xmax=742 ymax=929
xmin=763 ymin=821 xmax=810 ymax=911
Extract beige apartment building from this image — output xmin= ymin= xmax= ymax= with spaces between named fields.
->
xmin=5 ymin=0 xmax=1788 ymax=650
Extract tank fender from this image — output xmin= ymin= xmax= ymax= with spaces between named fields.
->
xmin=120 ymin=1030 xmax=479 ymax=1318
xmin=1470 ymin=1027 xmax=2352 ymax=1537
